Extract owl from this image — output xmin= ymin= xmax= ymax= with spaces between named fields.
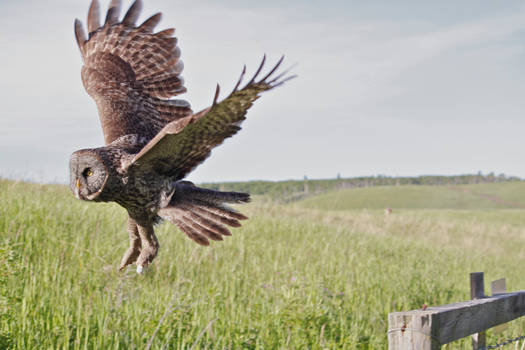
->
xmin=69 ymin=0 xmax=293 ymax=273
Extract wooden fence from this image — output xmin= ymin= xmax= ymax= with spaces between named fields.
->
xmin=388 ymin=272 xmax=525 ymax=349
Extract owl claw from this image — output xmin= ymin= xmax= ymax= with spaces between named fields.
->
xmin=119 ymin=246 xmax=141 ymax=271
xmin=136 ymin=245 xmax=158 ymax=271
xmin=136 ymin=265 xmax=144 ymax=274
xmin=135 ymin=228 xmax=159 ymax=271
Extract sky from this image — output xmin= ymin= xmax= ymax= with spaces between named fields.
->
xmin=1 ymin=0 xmax=525 ymax=184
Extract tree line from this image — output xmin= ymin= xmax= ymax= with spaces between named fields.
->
xmin=200 ymin=173 xmax=521 ymax=202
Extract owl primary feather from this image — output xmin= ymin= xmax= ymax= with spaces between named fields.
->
xmin=69 ymin=0 xmax=293 ymax=273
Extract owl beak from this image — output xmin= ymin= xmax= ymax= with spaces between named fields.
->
xmin=74 ymin=178 xmax=81 ymax=199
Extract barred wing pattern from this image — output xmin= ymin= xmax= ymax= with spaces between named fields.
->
xmin=128 ymin=56 xmax=295 ymax=180
xmin=75 ymin=0 xmax=192 ymax=145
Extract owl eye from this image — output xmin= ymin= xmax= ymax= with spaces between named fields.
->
xmin=83 ymin=168 xmax=94 ymax=177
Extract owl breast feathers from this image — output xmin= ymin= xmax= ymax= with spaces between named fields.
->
xmin=69 ymin=0 xmax=294 ymax=273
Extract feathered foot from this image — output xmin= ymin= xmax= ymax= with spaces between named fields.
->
xmin=158 ymin=182 xmax=250 ymax=245
xmin=119 ymin=217 xmax=159 ymax=273
xmin=119 ymin=218 xmax=142 ymax=271
xmin=135 ymin=223 xmax=159 ymax=273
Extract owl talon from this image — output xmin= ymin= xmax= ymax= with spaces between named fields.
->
xmin=135 ymin=225 xmax=159 ymax=270
xmin=135 ymin=245 xmax=158 ymax=270
xmin=119 ymin=219 xmax=142 ymax=271
xmin=137 ymin=265 xmax=144 ymax=274
xmin=119 ymin=246 xmax=141 ymax=271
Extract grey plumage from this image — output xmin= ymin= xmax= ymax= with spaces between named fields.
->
xmin=69 ymin=0 xmax=294 ymax=272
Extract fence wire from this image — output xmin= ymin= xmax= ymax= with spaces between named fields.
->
xmin=476 ymin=335 xmax=525 ymax=350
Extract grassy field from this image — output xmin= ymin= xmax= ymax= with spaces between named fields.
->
xmin=299 ymin=182 xmax=525 ymax=210
xmin=2 ymin=180 xmax=525 ymax=349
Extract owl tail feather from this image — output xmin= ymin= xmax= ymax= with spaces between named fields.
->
xmin=157 ymin=182 xmax=250 ymax=246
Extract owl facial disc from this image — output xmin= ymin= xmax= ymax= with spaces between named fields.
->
xmin=69 ymin=150 xmax=108 ymax=201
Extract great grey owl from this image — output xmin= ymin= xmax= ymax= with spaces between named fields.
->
xmin=69 ymin=0 xmax=293 ymax=273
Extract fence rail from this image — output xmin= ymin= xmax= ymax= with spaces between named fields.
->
xmin=388 ymin=272 xmax=525 ymax=349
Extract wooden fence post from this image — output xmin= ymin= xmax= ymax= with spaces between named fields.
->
xmin=470 ymin=272 xmax=486 ymax=349
xmin=388 ymin=312 xmax=440 ymax=349
xmin=491 ymin=278 xmax=508 ymax=334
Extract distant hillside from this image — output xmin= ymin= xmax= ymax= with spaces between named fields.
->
xmin=298 ymin=182 xmax=525 ymax=210
xmin=201 ymin=173 xmax=521 ymax=202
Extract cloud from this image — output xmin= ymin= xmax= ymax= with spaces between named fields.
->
xmin=1 ymin=1 xmax=525 ymax=183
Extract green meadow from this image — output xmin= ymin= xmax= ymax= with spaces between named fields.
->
xmin=2 ymin=179 xmax=525 ymax=349
xmin=299 ymin=182 xmax=525 ymax=210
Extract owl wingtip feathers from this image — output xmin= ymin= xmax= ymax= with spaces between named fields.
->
xmin=74 ymin=19 xmax=87 ymax=50
xmin=122 ymin=0 xmax=143 ymax=26
xmin=87 ymin=0 xmax=101 ymax=33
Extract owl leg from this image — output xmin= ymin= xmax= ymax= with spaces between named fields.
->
xmin=135 ymin=222 xmax=159 ymax=273
xmin=119 ymin=218 xmax=142 ymax=271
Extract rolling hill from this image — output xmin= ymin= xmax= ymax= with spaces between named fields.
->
xmin=297 ymin=182 xmax=525 ymax=210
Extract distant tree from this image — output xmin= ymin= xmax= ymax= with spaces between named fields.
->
xmin=199 ymin=173 xmax=522 ymax=202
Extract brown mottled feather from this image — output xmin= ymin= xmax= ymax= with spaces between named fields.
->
xmin=175 ymin=219 xmax=210 ymax=246
xmin=128 ymin=56 xmax=295 ymax=180
xmin=75 ymin=0 xmax=190 ymax=144
xmin=190 ymin=205 xmax=242 ymax=228
xmin=138 ymin=13 xmax=162 ymax=33
xmin=74 ymin=19 xmax=87 ymax=48
xmin=122 ymin=0 xmax=142 ymax=26
xmin=183 ymin=217 xmax=224 ymax=242
xmin=87 ymin=0 xmax=100 ymax=34
xmin=104 ymin=0 xmax=121 ymax=25
xmin=156 ymin=181 xmax=250 ymax=244
xmin=158 ymin=205 xmax=211 ymax=245
xmin=178 ymin=205 xmax=233 ymax=236
xmin=155 ymin=28 xmax=175 ymax=37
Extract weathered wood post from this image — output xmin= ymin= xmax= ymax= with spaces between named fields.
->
xmin=470 ymin=272 xmax=486 ymax=349
xmin=388 ymin=311 xmax=440 ymax=349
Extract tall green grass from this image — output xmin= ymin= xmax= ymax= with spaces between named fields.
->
xmin=2 ymin=179 xmax=525 ymax=349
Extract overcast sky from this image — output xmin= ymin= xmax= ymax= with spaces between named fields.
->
xmin=1 ymin=0 xmax=525 ymax=184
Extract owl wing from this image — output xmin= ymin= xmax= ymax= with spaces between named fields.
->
xmin=75 ymin=0 xmax=192 ymax=145
xmin=126 ymin=56 xmax=294 ymax=180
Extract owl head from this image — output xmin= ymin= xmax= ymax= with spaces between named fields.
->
xmin=69 ymin=149 xmax=109 ymax=201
